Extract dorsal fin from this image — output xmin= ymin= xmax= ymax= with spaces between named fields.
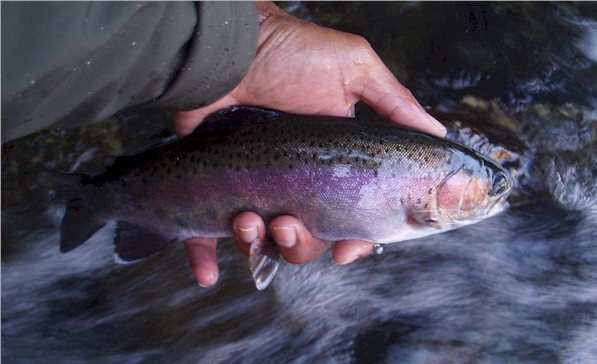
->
xmin=191 ymin=106 xmax=281 ymax=135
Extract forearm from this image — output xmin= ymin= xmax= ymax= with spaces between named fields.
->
xmin=1 ymin=1 xmax=258 ymax=142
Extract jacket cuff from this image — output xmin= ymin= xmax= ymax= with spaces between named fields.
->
xmin=152 ymin=2 xmax=258 ymax=110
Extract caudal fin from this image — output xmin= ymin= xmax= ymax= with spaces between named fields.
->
xmin=52 ymin=174 xmax=106 ymax=252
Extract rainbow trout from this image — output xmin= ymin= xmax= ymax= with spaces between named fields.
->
xmin=58 ymin=106 xmax=512 ymax=290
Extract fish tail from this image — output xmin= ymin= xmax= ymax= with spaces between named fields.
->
xmin=51 ymin=173 xmax=106 ymax=252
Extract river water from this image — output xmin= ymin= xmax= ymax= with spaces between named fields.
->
xmin=2 ymin=2 xmax=596 ymax=363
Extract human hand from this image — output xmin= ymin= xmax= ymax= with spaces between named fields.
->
xmin=184 ymin=213 xmax=375 ymax=288
xmin=174 ymin=2 xmax=446 ymax=137
xmin=179 ymin=2 xmax=447 ymax=287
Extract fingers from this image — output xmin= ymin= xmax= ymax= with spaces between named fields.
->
xmin=232 ymin=213 xmax=332 ymax=264
xmin=347 ymin=44 xmax=446 ymax=137
xmin=332 ymin=240 xmax=377 ymax=265
xmin=362 ymin=74 xmax=446 ymax=137
xmin=269 ymin=215 xmax=332 ymax=264
xmin=184 ymin=219 xmax=377 ymax=289
xmin=232 ymin=211 xmax=267 ymax=256
xmin=184 ymin=237 xmax=219 ymax=287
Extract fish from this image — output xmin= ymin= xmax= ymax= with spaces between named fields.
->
xmin=56 ymin=106 xmax=512 ymax=290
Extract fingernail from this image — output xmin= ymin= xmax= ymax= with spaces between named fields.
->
xmin=198 ymin=273 xmax=216 ymax=288
xmin=337 ymin=254 xmax=359 ymax=265
xmin=271 ymin=226 xmax=297 ymax=248
xmin=428 ymin=114 xmax=447 ymax=135
xmin=199 ymin=281 xmax=214 ymax=288
xmin=237 ymin=226 xmax=258 ymax=243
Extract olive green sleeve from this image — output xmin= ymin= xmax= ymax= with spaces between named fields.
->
xmin=1 ymin=1 xmax=258 ymax=142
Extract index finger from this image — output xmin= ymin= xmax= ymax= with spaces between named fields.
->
xmin=357 ymin=55 xmax=447 ymax=137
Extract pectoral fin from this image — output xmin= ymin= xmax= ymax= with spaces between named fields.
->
xmin=410 ymin=208 xmax=442 ymax=229
xmin=249 ymin=237 xmax=280 ymax=291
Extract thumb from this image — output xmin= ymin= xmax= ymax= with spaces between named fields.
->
xmin=356 ymin=61 xmax=447 ymax=137
xmin=172 ymin=94 xmax=240 ymax=137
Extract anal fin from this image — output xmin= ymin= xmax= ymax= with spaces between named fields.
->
xmin=114 ymin=222 xmax=177 ymax=263
xmin=249 ymin=237 xmax=280 ymax=291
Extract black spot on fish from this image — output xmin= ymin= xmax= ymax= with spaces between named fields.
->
xmin=428 ymin=188 xmax=433 ymax=195
xmin=417 ymin=198 xmax=422 ymax=204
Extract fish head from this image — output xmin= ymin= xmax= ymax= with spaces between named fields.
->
xmin=412 ymin=151 xmax=512 ymax=231
xmin=436 ymin=152 xmax=512 ymax=226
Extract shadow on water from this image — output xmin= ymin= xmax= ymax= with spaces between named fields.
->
xmin=2 ymin=2 xmax=597 ymax=363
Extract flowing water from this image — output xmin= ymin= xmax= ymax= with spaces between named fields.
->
xmin=2 ymin=2 xmax=596 ymax=363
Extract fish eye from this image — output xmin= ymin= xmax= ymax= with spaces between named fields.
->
xmin=489 ymin=172 xmax=510 ymax=196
